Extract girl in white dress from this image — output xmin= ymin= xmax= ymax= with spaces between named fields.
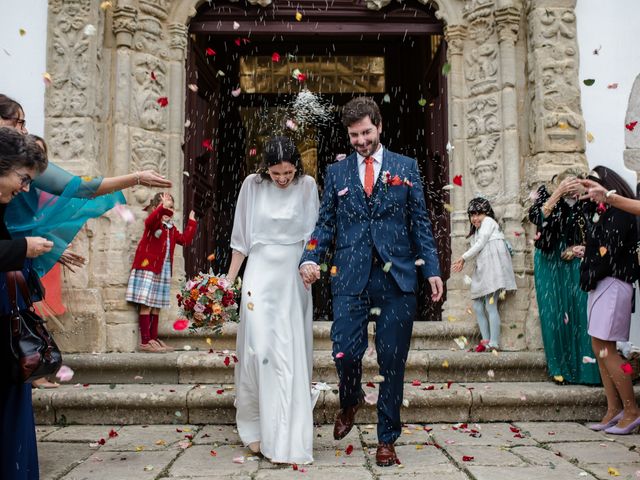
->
xmin=452 ymin=197 xmax=517 ymax=350
xmin=227 ymin=137 xmax=320 ymax=464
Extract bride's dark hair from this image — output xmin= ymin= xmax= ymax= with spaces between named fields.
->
xmin=256 ymin=136 xmax=304 ymax=183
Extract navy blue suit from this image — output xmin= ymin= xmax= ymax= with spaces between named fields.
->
xmin=301 ymin=149 xmax=440 ymax=443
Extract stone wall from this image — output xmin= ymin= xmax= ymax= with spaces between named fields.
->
xmin=45 ymin=0 xmax=589 ymax=352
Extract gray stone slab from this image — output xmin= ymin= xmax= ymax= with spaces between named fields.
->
xmin=44 ymin=425 xmax=123 ymax=443
xmin=360 ymin=423 xmax=434 ymax=446
xmin=193 ymin=425 xmax=242 ymax=444
xmin=511 ymin=445 xmax=578 ymax=467
xmin=467 ymin=465 xmax=596 ymax=480
xmin=312 ymin=444 xmax=366 ymax=467
xmin=587 ymin=463 xmax=640 ymax=480
xmin=604 ymin=432 xmax=640 ymax=449
xmin=313 ymin=425 xmax=361 ymax=449
xmin=514 ymin=422 xmax=605 ymax=442
xmin=38 ymin=442 xmax=94 ymax=480
xmin=36 ymin=425 xmax=61 ymax=441
xmin=550 ymin=441 xmax=640 ymax=465
xmin=254 ymin=466 xmax=374 ymax=479
xmin=366 ymin=445 xmax=450 ymax=475
xmin=101 ymin=425 xmax=198 ymax=451
xmin=168 ymin=445 xmax=259 ymax=477
xmin=377 ymin=464 xmax=468 ymax=479
xmin=443 ymin=445 xmax=527 ymax=466
xmin=430 ymin=423 xmax=537 ymax=447
xmin=60 ymin=450 xmax=176 ymax=480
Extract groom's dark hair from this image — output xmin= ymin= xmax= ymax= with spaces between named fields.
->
xmin=341 ymin=96 xmax=382 ymax=128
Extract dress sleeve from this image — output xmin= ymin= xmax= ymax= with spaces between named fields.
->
xmin=32 ymin=162 xmax=103 ymax=198
xmin=303 ymin=176 xmax=320 ymax=242
xmin=230 ymin=175 xmax=254 ymax=256
xmin=462 ymin=217 xmax=496 ymax=261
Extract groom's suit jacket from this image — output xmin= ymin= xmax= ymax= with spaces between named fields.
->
xmin=301 ymin=149 xmax=440 ymax=296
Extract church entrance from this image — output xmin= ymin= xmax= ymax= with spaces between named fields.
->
xmin=183 ymin=0 xmax=450 ymax=320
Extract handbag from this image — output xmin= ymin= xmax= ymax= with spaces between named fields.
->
xmin=2 ymin=270 xmax=62 ymax=383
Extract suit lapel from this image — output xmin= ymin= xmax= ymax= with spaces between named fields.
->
xmin=345 ymin=154 xmax=368 ymax=211
xmin=370 ymin=149 xmax=391 ymax=215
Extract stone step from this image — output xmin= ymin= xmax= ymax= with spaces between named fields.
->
xmin=158 ymin=320 xmax=481 ymax=351
xmin=62 ymin=349 xmax=548 ymax=385
xmin=34 ymin=382 xmax=635 ymax=426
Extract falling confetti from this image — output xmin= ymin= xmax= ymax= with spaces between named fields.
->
xmin=370 ymin=307 xmax=382 ymax=316
xmin=271 ymin=52 xmax=281 ymax=62
xmin=188 ymin=84 xmax=198 ymax=92
xmin=454 ymin=336 xmax=468 ymax=350
xmin=626 ymin=121 xmax=638 ymax=132
xmin=233 ymin=456 xmax=245 ymax=464
xmin=382 ymin=262 xmax=392 ymax=273
xmin=453 ymin=175 xmax=463 ymax=186
xmin=247 ymin=302 xmax=254 ymax=311
xmin=582 ymin=356 xmax=596 ymax=364
xmin=382 ymin=93 xmax=391 ymax=103
xmin=498 ymin=290 xmax=506 ymax=301
xmin=216 ymin=70 xmax=225 ymax=77
xmin=141 ymin=259 xmax=149 ymax=267
xmin=207 ymin=253 xmax=215 ymax=261
xmin=599 ymin=246 xmax=608 ymax=257
xmin=607 ymin=83 xmax=618 ymax=89
xmin=487 ymin=369 xmax=495 ymax=378
xmin=462 ymin=456 xmax=474 ymax=462
xmin=83 ymin=24 xmax=97 ymax=36
xmin=418 ymin=98 xmax=427 ymax=107
xmin=583 ymin=79 xmax=595 ymax=86
xmin=442 ymin=360 xmax=449 ymax=368
xmin=553 ymin=375 xmax=564 ymax=383
xmin=295 ymin=11 xmax=302 ymax=21
xmin=335 ymin=352 xmax=345 ymax=359
xmin=330 ymin=266 xmax=338 ymax=276
xmin=205 ymin=47 xmax=216 ymax=56
xmin=231 ymin=87 xmax=241 ymax=97
xmin=558 ymin=121 xmax=569 ymax=130
xmin=463 ymin=275 xmax=472 ymax=285
xmin=43 ymin=72 xmax=52 ymax=87
xmin=56 ymin=365 xmax=74 ymax=382
xmin=157 ymin=97 xmax=168 ymax=107
xmin=446 ymin=141 xmax=454 ymax=155
xmin=233 ymin=21 xmax=240 ymax=30
xmin=415 ymin=259 xmax=425 ymax=266
xmin=608 ymin=467 xmax=620 ymax=477
xmin=173 ymin=319 xmax=188 ymax=331
xmin=441 ymin=62 xmax=451 ymax=76
xmin=563 ymin=312 xmax=569 ymax=325
xmin=202 ymin=139 xmax=214 ymax=151
xmin=488 ymin=296 xmax=494 ymax=305
xmin=586 ymin=132 xmax=595 ymax=143
xmin=114 ymin=204 xmax=135 ymax=223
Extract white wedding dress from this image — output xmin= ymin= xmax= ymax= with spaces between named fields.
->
xmin=231 ymin=173 xmax=319 ymax=464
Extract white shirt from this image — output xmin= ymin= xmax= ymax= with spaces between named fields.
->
xmin=356 ymin=145 xmax=384 ymax=187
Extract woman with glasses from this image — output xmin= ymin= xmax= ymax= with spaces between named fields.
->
xmin=0 ymin=127 xmax=52 ymax=480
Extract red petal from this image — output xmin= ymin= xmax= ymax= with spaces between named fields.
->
xmin=462 ymin=455 xmax=474 ymax=462
xmin=108 ymin=429 xmax=118 ymax=438
xmin=173 ymin=319 xmax=189 ymax=331
xmin=509 ymin=427 xmax=520 ymax=433
xmin=202 ymin=139 xmax=214 ymax=151
xmin=224 ymin=356 xmax=231 ymax=366
xmin=98 ymin=438 xmax=106 ymax=445
xmin=453 ymin=175 xmax=463 ymax=186
xmin=411 ymin=380 xmax=421 ymax=386
xmin=625 ymin=120 xmax=638 ymax=131
xmin=366 ymin=382 xmax=376 ymax=388
xmin=272 ymin=52 xmax=281 ymax=62
xmin=292 ymin=464 xmax=298 ymax=470
xmin=150 ymin=71 xmax=157 ymax=81
xmin=157 ymin=97 xmax=168 ymax=107
xmin=205 ymin=47 xmax=216 ymax=56
xmin=216 ymin=389 xmax=224 ymax=394
xmin=621 ymin=362 xmax=633 ymax=375
xmin=345 ymin=444 xmax=354 ymax=455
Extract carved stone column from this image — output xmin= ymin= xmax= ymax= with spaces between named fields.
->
xmin=526 ymin=0 xmax=587 ymax=183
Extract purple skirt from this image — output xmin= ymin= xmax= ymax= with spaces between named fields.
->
xmin=587 ymin=277 xmax=633 ymax=341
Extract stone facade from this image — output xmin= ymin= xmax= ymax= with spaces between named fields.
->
xmin=45 ymin=0 xmax=589 ymax=352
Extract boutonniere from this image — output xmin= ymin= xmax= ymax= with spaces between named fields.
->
xmin=381 ymin=171 xmax=412 ymax=189
xmin=337 ymin=187 xmax=349 ymax=197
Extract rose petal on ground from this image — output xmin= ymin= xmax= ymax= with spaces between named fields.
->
xmin=56 ymin=365 xmax=75 ymax=382
xmin=173 ymin=319 xmax=189 ymax=331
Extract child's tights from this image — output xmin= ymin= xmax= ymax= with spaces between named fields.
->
xmin=473 ymin=291 xmax=500 ymax=348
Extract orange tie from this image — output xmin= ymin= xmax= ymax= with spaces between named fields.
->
xmin=364 ymin=156 xmax=374 ymax=197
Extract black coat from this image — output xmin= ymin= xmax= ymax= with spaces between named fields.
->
xmin=579 ymin=202 xmax=640 ymax=292
xmin=0 ymin=205 xmax=27 ymax=271
xmin=528 ymin=185 xmax=585 ymax=252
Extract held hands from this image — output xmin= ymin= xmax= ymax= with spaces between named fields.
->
xmin=299 ymin=264 xmax=321 ymax=290
xmin=137 ymin=170 xmax=172 ymax=188
xmin=25 ymin=237 xmax=54 ymax=258
xmin=451 ymin=257 xmax=465 ymax=273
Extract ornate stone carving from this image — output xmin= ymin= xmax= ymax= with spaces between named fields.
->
xmin=134 ymin=15 xmax=169 ymax=59
xmin=527 ymin=6 xmax=584 ymax=153
xmin=444 ymin=25 xmax=467 ymax=56
xmin=169 ymin=23 xmax=188 ymax=53
xmin=113 ymin=5 xmax=137 ymax=47
xmin=132 ymin=55 xmax=168 ymax=131
xmin=495 ymin=6 xmax=521 ymax=43
xmin=466 ymin=95 xmax=502 ymax=193
xmin=229 ymin=0 xmax=274 ymax=7
xmin=463 ymin=0 xmax=500 ymax=96
xmin=48 ymin=118 xmax=92 ymax=162
xmin=139 ymin=0 xmax=170 ymax=20
xmin=47 ymin=0 xmax=93 ymax=116
xmin=471 ymin=160 xmax=498 ymax=188
xmin=130 ymin=132 xmax=168 ymax=204
xmin=623 ymin=74 xmax=640 ymax=171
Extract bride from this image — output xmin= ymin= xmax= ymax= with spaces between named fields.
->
xmin=227 ymin=136 xmax=319 ymax=464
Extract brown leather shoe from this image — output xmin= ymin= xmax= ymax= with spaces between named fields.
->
xmin=376 ymin=442 xmax=398 ymax=467
xmin=333 ymin=399 xmax=364 ymax=440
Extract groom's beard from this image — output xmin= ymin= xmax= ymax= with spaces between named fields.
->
xmin=355 ymin=138 xmax=380 ymax=158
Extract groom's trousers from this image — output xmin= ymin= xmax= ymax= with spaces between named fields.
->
xmin=331 ymin=255 xmax=417 ymax=444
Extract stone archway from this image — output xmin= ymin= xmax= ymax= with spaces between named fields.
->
xmin=43 ymin=0 xmax=588 ymax=352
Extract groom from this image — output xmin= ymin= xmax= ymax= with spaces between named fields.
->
xmin=300 ymin=96 xmax=443 ymax=466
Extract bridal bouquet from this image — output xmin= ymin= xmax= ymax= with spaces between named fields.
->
xmin=176 ymin=272 xmax=240 ymax=333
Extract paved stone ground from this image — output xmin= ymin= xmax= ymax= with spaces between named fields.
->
xmin=37 ymin=422 xmax=640 ymax=479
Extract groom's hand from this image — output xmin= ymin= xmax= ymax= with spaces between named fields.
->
xmin=299 ymin=263 xmax=321 ymax=289
xmin=428 ymin=276 xmax=444 ymax=302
